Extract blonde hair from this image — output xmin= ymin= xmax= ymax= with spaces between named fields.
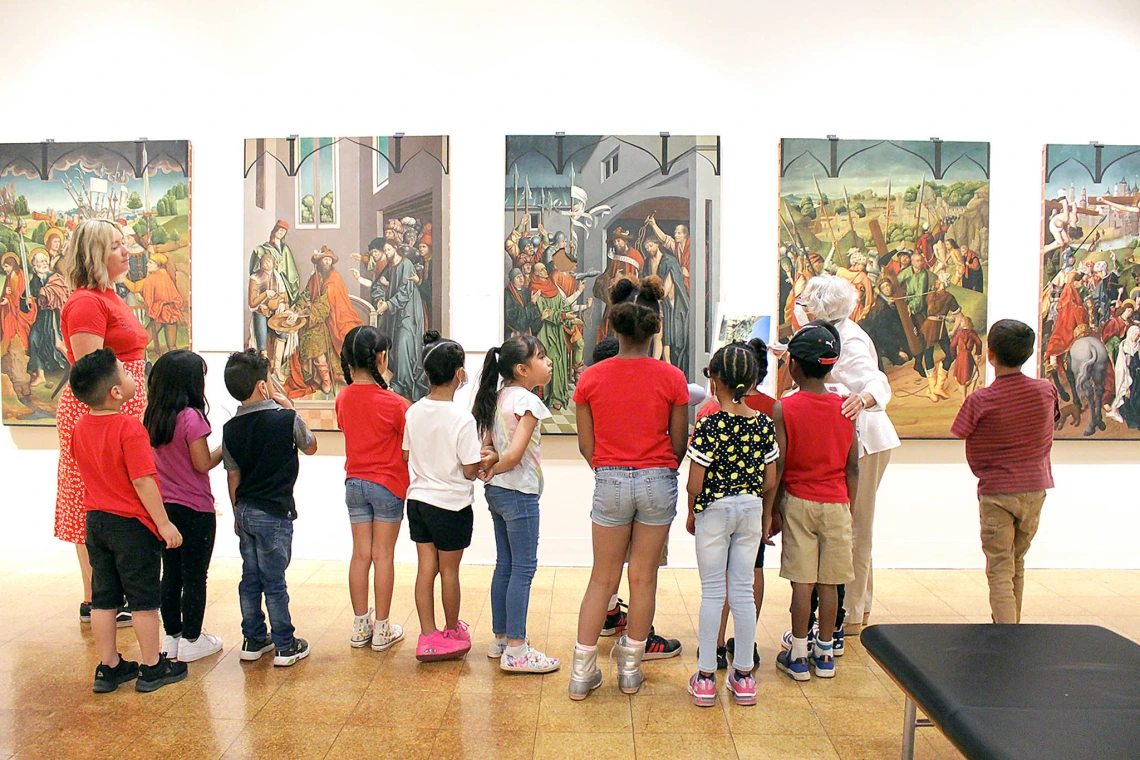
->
xmin=65 ymin=219 xmax=124 ymax=290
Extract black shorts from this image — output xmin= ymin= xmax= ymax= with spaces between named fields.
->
xmin=86 ymin=511 xmax=163 ymax=611
xmin=755 ymin=540 xmax=766 ymax=569
xmin=407 ymin=500 xmax=473 ymax=553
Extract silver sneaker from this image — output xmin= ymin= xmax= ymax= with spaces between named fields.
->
xmin=614 ymin=636 xmax=645 ymax=694
xmin=568 ymin=647 xmax=603 ymax=700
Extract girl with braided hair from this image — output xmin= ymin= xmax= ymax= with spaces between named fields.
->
xmin=684 ymin=343 xmax=779 ymax=707
xmin=335 ymin=326 xmax=408 ymax=652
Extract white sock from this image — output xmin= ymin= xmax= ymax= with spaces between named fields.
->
xmin=814 ymin=638 xmax=834 ymax=658
xmin=791 ymin=635 xmax=810 ymax=660
xmin=354 ymin=611 xmax=371 ymax=620
xmin=375 ymin=617 xmax=388 ymax=630
xmin=492 ymin=634 xmax=507 ymax=643
xmin=608 ymin=594 xmax=620 ymax=610
xmin=505 ymin=643 xmax=528 ymax=656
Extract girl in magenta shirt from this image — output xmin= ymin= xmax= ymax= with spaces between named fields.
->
xmin=143 ymin=350 xmax=224 ymax=663
xmin=569 ymin=277 xmax=689 ymax=701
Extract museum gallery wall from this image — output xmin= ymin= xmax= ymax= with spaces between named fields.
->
xmin=1041 ymin=144 xmax=1140 ymax=439
xmin=1 ymin=140 xmax=193 ymax=426
xmin=504 ymin=134 xmax=721 ymax=434
xmin=243 ymin=136 xmax=450 ymax=432
xmin=778 ymin=138 xmax=990 ymax=439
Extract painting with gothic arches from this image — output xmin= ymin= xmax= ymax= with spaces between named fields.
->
xmin=243 ymin=136 xmax=449 ymax=432
xmin=1041 ymin=144 xmax=1140 ymax=439
xmin=504 ymin=134 xmax=720 ymax=434
xmin=0 ymin=140 xmax=192 ymax=426
xmin=777 ymin=138 xmax=990 ymax=439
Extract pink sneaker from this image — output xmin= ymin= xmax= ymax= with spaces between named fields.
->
xmin=417 ymin=629 xmax=469 ymax=662
xmin=688 ymin=672 xmax=717 ymax=707
xmin=444 ymin=620 xmax=471 ymax=643
xmin=727 ymin=669 xmax=758 ymax=706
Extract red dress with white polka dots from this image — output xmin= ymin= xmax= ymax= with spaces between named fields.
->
xmin=55 ymin=287 xmax=150 ymax=545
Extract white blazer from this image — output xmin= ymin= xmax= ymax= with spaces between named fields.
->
xmin=831 ymin=319 xmax=902 ymax=456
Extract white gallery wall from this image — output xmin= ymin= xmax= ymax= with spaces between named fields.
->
xmin=2 ymin=0 xmax=1138 ymax=568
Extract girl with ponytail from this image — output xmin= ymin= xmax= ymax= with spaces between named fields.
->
xmin=568 ymin=276 xmax=691 ymax=700
xmin=471 ymin=335 xmax=559 ymax=673
xmin=683 ymin=343 xmax=779 ymax=707
xmin=335 ymin=326 xmax=408 ymax=652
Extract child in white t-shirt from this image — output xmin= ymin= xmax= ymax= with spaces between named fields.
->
xmin=404 ymin=331 xmax=496 ymax=662
xmin=473 ymin=335 xmax=559 ymax=674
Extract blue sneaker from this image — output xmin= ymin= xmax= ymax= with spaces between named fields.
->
xmin=775 ymin=649 xmax=810 ymax=682
xmin=834 ymin=626 xmax=845 ymax=657
xmin=781 ymin=627 xmax=816 ymax=652
xmin=811 ymin=645 xmax=836 ymax=678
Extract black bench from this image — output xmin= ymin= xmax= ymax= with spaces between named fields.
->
xmin=861 ymin=623 xmax=1140 ymax=760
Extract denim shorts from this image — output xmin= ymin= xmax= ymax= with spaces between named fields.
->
xmin=590 ymin=467 xmax=678 ymax=528
xmin=346 ymin=478 xmax=405 ymax=524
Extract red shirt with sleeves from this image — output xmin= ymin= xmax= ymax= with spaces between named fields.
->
xmin=61 ymin=287 xmax=148 ymax=363
xmin=695 ymin=393 xmax=777 ymax=424
xmin=335 ymin=383 xmax=411 ymax=499
xmin=72 ymin=413 xmax=161 ymax=536
xmin=573 ymin=357 xmax=689 ymax=469
xmin=951 ymin=373 xmax=1059 ymax=496
xmin=780 ymin=391 xmax=854 ymax=503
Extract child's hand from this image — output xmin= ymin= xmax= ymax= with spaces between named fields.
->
xmin=234 ymin=520 xmax=240 ymax=537
xmin=686 ymin=511 xmax=696 ymax=536
xmin=478 ymin=449 xmax=499 ymax=480
xmin=160 ymin=522 xmax=183 ymax=549
xmin=769 ymin=511 xmax=783 ymax=540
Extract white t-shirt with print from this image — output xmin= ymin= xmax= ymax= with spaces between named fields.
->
xmin=403 ymin=398 xmax=483 ymax=511
xmin=488 ymin=385 xmax=552 ymax=496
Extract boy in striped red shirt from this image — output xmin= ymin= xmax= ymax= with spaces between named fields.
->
xmin=951 ymin=319 xmax=1059 ymax=624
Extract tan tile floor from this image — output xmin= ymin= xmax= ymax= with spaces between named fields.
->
xmin=2 ymin=558 xmax=1139 ymax=759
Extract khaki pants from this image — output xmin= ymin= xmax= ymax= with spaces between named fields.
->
xmin=979 ymin=491 xmax=1046 ymax=624
xmin=844 ymin=449 xmax=892 ymax=626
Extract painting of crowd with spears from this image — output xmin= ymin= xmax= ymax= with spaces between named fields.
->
xmin=1040 ymin=144 xmax=1140 ymax=438
xmin=1 ymin=140 xmax=192 ymax=425
xmin=504 ymin=135 xmax=720 ymax=434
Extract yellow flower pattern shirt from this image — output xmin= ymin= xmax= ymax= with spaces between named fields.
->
xmin=686 ymin=410 xmax=779 ymax=512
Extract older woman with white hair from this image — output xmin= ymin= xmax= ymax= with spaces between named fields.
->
xmin=798 ymin=274 xmax=900 ymax=635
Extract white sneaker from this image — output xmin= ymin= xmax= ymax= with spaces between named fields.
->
xmin=501 ymin=645 xmax=560 ymax=674
xmin=487 ymin=636 xmax=508 ymax=659
xmin=178 ymin=632 xmax=223 ymax=662
xmin=351 ymin=609 xmax=374 ymax=648
xmin=161 ymin=634 xmax=181 ymax=659
xmin=371 ymin=620 xmax=404 ymax=652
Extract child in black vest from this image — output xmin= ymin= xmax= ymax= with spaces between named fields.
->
xmin=222 ymin=350 xmax=318 ymax=666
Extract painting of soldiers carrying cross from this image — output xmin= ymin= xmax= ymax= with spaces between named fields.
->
xmin=777 ymin=138 xmax=990 ymax=439
xmin=504 ymin=135 xmax=721 ymax=434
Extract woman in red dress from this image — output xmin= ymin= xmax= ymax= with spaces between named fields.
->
xmin=57 ymin=220 xmax=150 ymax=622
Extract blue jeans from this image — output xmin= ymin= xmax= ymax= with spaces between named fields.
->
xmin=486 ymin=485 xmax=540 ymax=640
xmin=695 ymin=494 xmax=763 ymax=673
xmin=236 ymin=503 xmax=295 ymax=651
xmin=590 ymin=467 xmax=678 ymax=527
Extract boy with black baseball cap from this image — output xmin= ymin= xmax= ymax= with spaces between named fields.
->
xmin=771 ymin=322 xmax=860 ymax=682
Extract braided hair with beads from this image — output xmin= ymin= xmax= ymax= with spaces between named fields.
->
xmin=708 ymin=342 xmax=760 ymax=404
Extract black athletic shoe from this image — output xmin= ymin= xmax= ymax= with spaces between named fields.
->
xmin=115 ymin=604 xmax=133 ymax=628
xmin=93 ymin=655 xmax=139 ymax=693
xmin=79 ymin=602 xmax=92 ymax=623
xmin=716 ymin=645 xmax=729 ymax=670
xmin=240 ymin=636 xmax=276 ymax=661
xmin=644 ymin=627 xmax=682 ymax=660
xmin=273 ymin=637 xmax=311 ymax=667
xmin=725 ymin=637 xmax=761 ymax=669
xmin=600 ymin=599 xmax=628 ymax=637
xmin=136 ymin=654 xmax=188 ymax=692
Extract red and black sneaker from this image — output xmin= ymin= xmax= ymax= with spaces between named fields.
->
xmin=600 ymin=598 xmax=628 ymax=637
xmin=644 ymin=627 xmax=682 ymax=660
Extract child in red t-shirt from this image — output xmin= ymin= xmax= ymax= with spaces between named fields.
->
xmin=336 ymin=326 xmax=410 ymax=652
xmin=773 ymin=322 xmax=859 ymax=682
xmin=68 ymin=348 xmax=187 ymax=694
